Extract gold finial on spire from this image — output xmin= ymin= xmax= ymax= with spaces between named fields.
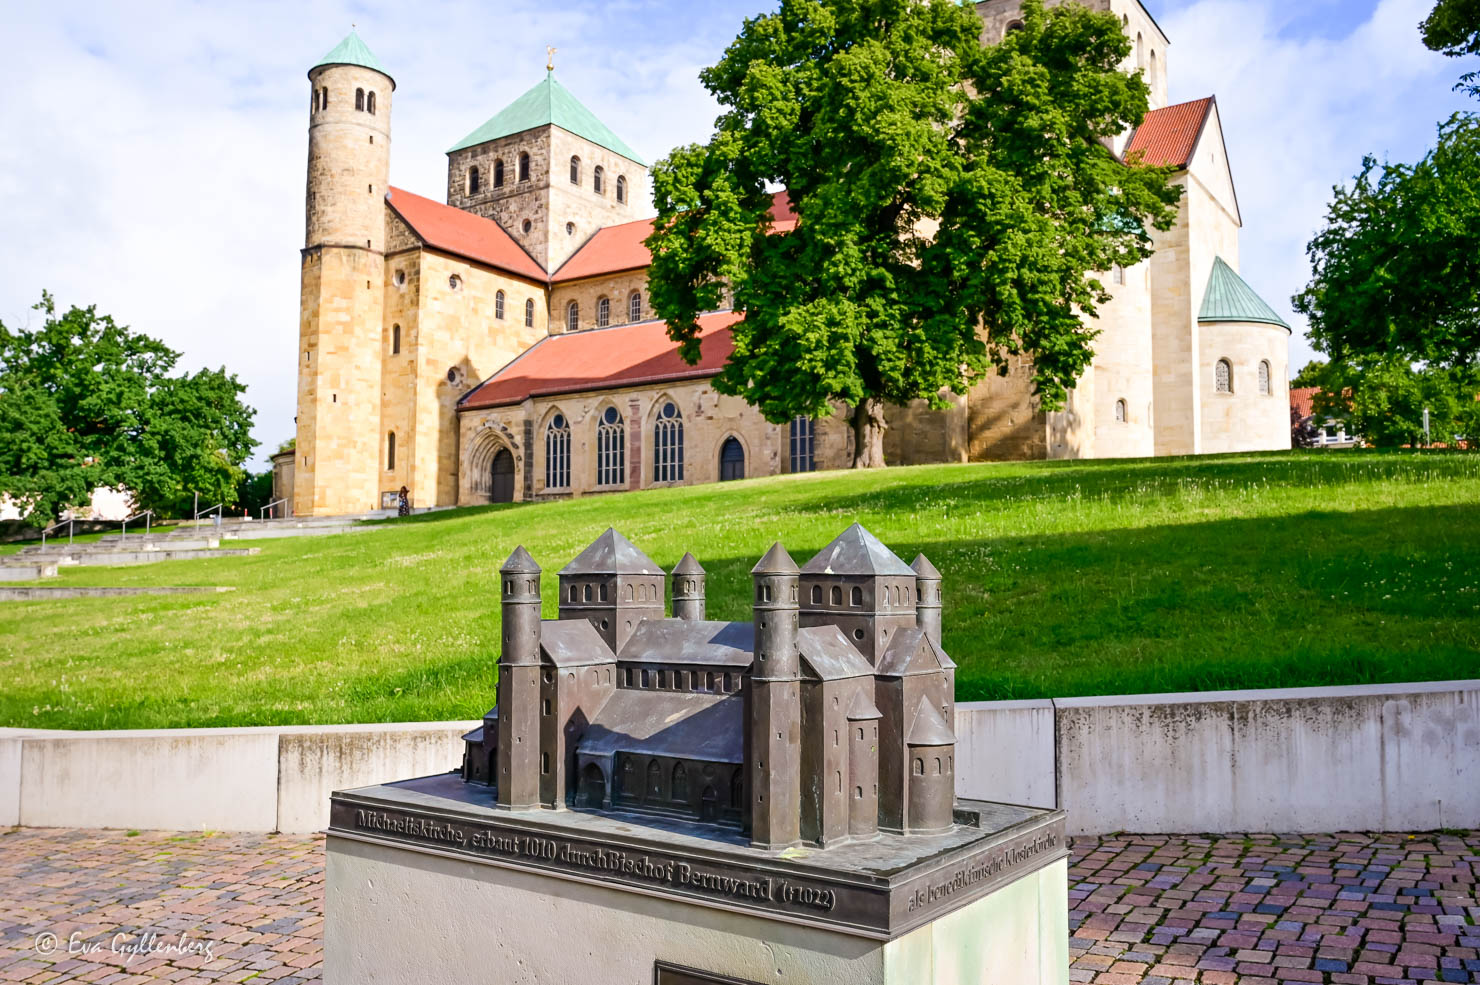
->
xmin=546 ymin=45 xmax=557 ymax=71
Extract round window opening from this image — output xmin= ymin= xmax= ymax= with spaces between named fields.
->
xmin=522 ymin=219 xmax=532 ymax=233
xmin=394 ymin=270 xmax=406 ymax=287
xmin=853 ymin=628 xmax=865 ymax=641
xmin=602 ymin=407 xmax=620 ymax=425
xmin=552 ymin=413 xmax=566 ymax=429
xmin=446 ymin=367 xmax=459 ymax=384
xmin=566 ymin=222 xmax=575 ymax=236
xmin=449 ymin=275 xmax=461 ymax=290
xmin=661 ymin=402 xmax=678 ymax=419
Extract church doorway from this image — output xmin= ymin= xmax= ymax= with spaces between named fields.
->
xmin=489 ymin=448 xmax=515 ymax=502
xmin=578 ymin=764 xmax=606 ymax=808
xmin=699 ymin=784 xmax=719 ymax=822
xmin=719 ymin=437 xmax=745 ymax=481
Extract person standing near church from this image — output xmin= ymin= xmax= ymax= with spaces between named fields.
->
xmin=397 ymin=486 xmax=410 ymax=518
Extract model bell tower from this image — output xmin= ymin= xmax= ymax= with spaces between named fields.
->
xmin=295 ymin=31 xmax=394 ymax=517
xmin=496 ymin=546 xmax=542 ymax=809
xmin=748 ymin=543 xmax=802 ymax=850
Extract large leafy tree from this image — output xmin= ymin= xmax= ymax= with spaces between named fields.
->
xmin=1294 ymin=115 xmax=1480 ymax=372
xmin=646 ymin=0 xmax=1181 ymax=466
xmin=0 ymin=293 xmax=256 ymax=525
xmin=1421 ymin=0 xmax=1480 ymax=57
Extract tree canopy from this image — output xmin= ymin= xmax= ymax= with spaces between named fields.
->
xmin=1421 ymin=0 xmax=1480 ymax=57
xmin=645 ymin=0 xmax=1181 ymax=465
xmin=1308 ymin=358 xmax=1479 ymax=449
xmin=1293 ymin=114 xmax=1480 ymax=372
xmin=0 ymin=294 xmax=257 ymax=525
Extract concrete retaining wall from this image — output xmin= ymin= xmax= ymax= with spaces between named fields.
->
xmin=3 ymin=681 xmax=1475 ymax=835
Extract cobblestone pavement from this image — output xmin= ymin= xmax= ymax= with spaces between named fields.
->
xmin=0 ymin=827 xmax=1476 ymax=983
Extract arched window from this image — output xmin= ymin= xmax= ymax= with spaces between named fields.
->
xmin=519 ymin=153 xmax=530 ymax=182
xmin=913 ymin=758 xmax=924 ymax=776
xmin=355 ymin=88 xmax=365 ymax=111
xmin=830 ymin=586 xmax=842 ymax=606
xmin=1216 ymin=358 xmax=1233 ymax=393
xmin=566 ymin=301 xmax=579 ymax=333
xmin=386 ymin=432 xmax=396 ymax=471
xmin=645 ymin=760 xmax=662 ymax=802
xmin=811 ymin=585 xmax=822 ymax=605
xmin=654 ymin=401 xmax=684 ymax=483
xmin=493 ymin=159 xmax=505 ymax=188
xmin=320 ymin=87 xmax=328 ymax=109
xmin=593 ymin=166 xmax=604 ymax=195
xmin=616 ymin=175 xmax=627 ymax=204
xmin=1136 ymin=32 xmax=1145 ymax=69
xmin=1258 ymin=360 xmax=1272 ymax=395
xmin=468 ymin=166 xmax=481 ymax=195
xmin=628 ymin=291 xmax=642 ymax=322
xmin=570 ymin=156 xmax=581 ymax=185
xmin=671 ymin=763 xmax=688 ymax=802
xmin=1006 ymin=20 xmax=1024 ymax=33
xmin=597 ymin=406 xmax=625 ymax=486
xmin=789 ymin=416 xmax=815 ymax=472
xmin=719 ymin=437 xmax=745 ymax=481
xmin=546 ymin=414 xmax=571 ymax=489
xmin=1112 ymin=265 xmax=1125 ymax=285
xmin=596 ymin=297 xmax=610 ymax=328
xmin=366 ymin=91 xmax=376 ymax=114
xmin=391 ymin=324 xmax=401 ymax=355
xmin=495 ymin=290 xmax=505 ymax=320
xmin=1114 ymin=398 xmax=1127 ymax=422
xmin=525 ymin=298 xmax=535 ymax=328
xmin=850 ymin=586 xmax=863 ymax=607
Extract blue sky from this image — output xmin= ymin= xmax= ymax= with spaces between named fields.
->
xmin=1 ymin=0 xmax=1474 ymax=468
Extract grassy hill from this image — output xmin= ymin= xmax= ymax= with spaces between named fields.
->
xmin=2 ymin=450 xmax=1477 ymax=730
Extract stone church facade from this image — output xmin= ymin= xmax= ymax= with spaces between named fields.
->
xmin=292 ymin=1 xmax=1290 ymax=517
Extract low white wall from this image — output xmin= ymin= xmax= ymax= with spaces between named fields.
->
xmin=3 ymin=680 xmax=1476 ymax=834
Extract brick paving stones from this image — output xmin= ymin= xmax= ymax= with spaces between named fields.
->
xmin=1 ymin=826 xmax=1476 ymax=983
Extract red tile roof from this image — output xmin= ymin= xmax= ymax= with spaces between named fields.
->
xmin=386 ymin=187 xmax=547 ymax=281
xmin=552 ymin=190 xmax=797 ymax=283
xmin=459 ymin=311 xmax=741 ymax=409
xmin=1290 ymin=386 xmax=1319 ymax=420
xmin=1123 ymin=97 xmax=1214 ymax=169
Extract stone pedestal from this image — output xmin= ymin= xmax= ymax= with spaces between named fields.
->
xmin=325 ymin=774 xmax=1069 ymax=985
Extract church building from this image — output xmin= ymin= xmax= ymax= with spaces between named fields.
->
xmin=291 ymin=1 xmax=1291 ymax=518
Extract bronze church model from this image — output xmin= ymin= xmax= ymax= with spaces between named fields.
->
xmin=461 ymin=524 xmax=957 ymax=850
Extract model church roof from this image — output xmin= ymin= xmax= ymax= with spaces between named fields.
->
xmin=558 ymin=527 xmax=665 ymax=576
xmin=449 ymin=71 xmax=645 ymax=164
xmin=311 ymin=30 xmax=394 ymax=87
xmin=618 ymin=620 xmax=752 ymax=666
xmin=801 ymin=523 xmax=917 ymax=577
xmin=1199 ymin=257 xmax=1291 ymax=330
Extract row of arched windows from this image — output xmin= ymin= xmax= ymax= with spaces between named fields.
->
xmin=309 ymin=86 xmax=374 ymax=114
xmin=1215 ymin=358 xmax=1276 ymax=395
xmin=566 ymin=291 xmax=642 ymax=332
xmin=569 ymin=156 xmax=628 ymax=204
xmin=466 ymin=155 xmax=532 ymax=196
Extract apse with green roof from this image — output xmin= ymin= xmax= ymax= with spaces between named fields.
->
xmin=444 ymin=68 xmax=649 ymax=274
xmin=1199 ymin=257 xmax=1290 ymax=331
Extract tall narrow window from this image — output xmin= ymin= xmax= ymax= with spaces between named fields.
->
xmin=593 ymin=166 xmax=604 ymax=195
xmin=789 ymin=416 xmax=815 ymax=472
xmin=1114 ymin=398 xmax=1127 ymax=422
xmin=597 ymin=406 xmax=625 ymax=486
xmin=671 ymin=763 xmax=688 ymax=802
xmin=1216 ymin=358 xmax=1233 ymax=393
xmin=386 ymin=432 xmax=396 ymax=471
xmin=321 ymin=87 xmax=328 ymax=109
xmin=519 ymin=153 xmax=530 ymax=182
xmin=1112 ymin=265 xmax=1125 ymax=285
xmin=596 ymin=297 xmax=610 ymax=327
xmin=355 ymin=88 xmax=365 ymax=111
xmin=525 ymin=298 xmax=535 ymax=328
xmin=616 ymin=176 xmax=627 ymax=204
xmin=570 ymin=156 xmax=581 ymax=185
xmin=566 ymin=301 xmax=579 ymax=332
xmin=468 ymin=166 xmax=481 ymax=195
xmin=654 ymin=402 xmax=684 ymax=482
xmin=628 ymin=291 xmax=642 ymax=322
xmin=366 ymin=91 xmax=376 ymax=114
xmin=1258 ymin=360 xmax=1272 ymax=395
xmin=545 ymin=414 xmax=571 ymax=489
xmin=493 ymin=159 xmax=505 ymax=187
xmin=391 ymin=324 xmax=401 ymax=355
xmin=495 ymin=290 xmax=505 ymax=320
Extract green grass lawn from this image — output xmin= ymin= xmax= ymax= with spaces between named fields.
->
xmin=2 ymin=450 xmax=1477 ymax=730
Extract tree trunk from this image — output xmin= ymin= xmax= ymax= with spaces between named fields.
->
xmin=851 ymin=398 xmax=887 ymax=468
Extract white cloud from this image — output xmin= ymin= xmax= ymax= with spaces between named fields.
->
xmin=1160 ymin=0 xmax=1474 ymax=374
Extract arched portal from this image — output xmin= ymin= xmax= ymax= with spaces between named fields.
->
xmin=719 ymin=437 xmax=745 ymax=481
xmin=490 ymin=448 xmax=515 ymax=503
xmin=578 ymin=763 xmax=606 ymax=808
xmin=699 ymin=784 xmax=719 ymax=821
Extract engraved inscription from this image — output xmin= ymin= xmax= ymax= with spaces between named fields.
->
xmin=905 ymin=830 xmax=1061 ymax=913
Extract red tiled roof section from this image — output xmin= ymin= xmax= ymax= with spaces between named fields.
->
xmin=1290 ymin=387 xmax=1318 ymax=419
xmin=459 ymin=311 xmax=741 ymax=409
xmin=1124 ymin=97 xmax=1214 ymax=169
xmin=386 ymin=187 xmax=547 ymax=282
xmin=552 ymin=190 xmax=798 ymax=283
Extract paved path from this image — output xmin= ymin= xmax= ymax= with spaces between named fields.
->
xmin=0 ymin=827 xmax=1475 ymax=983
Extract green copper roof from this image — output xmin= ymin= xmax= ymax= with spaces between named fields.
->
xmin=311 ymin=31 xmax=394 ymax=89
xmin=1198 ymin=257 xmax=1290 ymax=329
xmin=448 ymin=71 xmax=645 ymax=164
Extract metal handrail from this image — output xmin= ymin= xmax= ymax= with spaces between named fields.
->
xmin=260 ymin=498 xmax=288 ymax=520
xmin=194 ymin=502 xmax=223 ymax=528
xmin=40 ymin=517 xmax=77 ymax=549
xmin=120 ymin=510 xmax=154 ymax=541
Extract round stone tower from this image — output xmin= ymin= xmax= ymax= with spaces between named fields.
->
xmin=294 ymin=32 xmax=394 ymax=517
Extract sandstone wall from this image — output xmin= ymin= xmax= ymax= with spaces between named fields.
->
xmin=1197 ymin=320 xmax=1291 ymax=453
xmin=550 ymin=270 xmax=651 ymax=334
xmin=1091 ymin=261 xmax=1157 ymax=459
xmin=446 ymin=127 xmax=554 ymax=271
xmin=305 ymin=64 xmax=392 ymax=251
xmin=1148 ymin=173 xmax=1197 ymax=456
xmin=547 ymin=127 xmax=647 ymax=273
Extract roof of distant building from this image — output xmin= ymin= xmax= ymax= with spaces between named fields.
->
xmin=457 ymin=311 xmax=740 ymax=410
xmin=1123 ymin=96 xmax=1215 ymax=169
xmin=1291 ymin=386 xmax=1319 ymax=419
xmin=449 ymin=71 xmax=645 ymax=164
xmin=1199 ymin=257 xmax=1290 ymax=329
xmin=311 ymin=31 xmax=394 ymax=88
xmin=386 ymin=186 xmax=547 ymax=280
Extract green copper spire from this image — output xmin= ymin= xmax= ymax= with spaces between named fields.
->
xmin=448 ymin=71 xmax=644 ymax=164
xmin=310 ymin=30 xmax=395 ymax=89
xmin=1198 ymin=257 xmax=1290 ymax=329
